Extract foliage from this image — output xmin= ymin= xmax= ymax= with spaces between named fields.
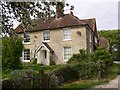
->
xmin=98 ymin=30 xmax=118 ymax=46
xmin=98 ymin=30 xmax=119 ymax=60
xmin=68 ymin=50 xmax=89 ymax=63
xmin=68 ymin=47 xmax=112 ymax=65
xmin=50 ymin=60 xmax=56 ymax=66
xmin=2 ymin=35 xmax=24 ymax=70
xmin=90 ymin=46 xmax=112 ymax=64
xmin=1 ymin=1 xmax=71 ymax=35
xmin=117 ymin=30 xmax=120 ymax=60
xmin=30 ymin=58 xmax=37 ymax=64
xmin=61 ymin=63 xmax=120 ymax=89
xmin=64 ymin=46 xmax=112 ymax=82
xmin=51 ymin=61 xmax=110 ymax=86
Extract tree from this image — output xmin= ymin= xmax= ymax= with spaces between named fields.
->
xmin=1 ymin=0 xmax=70 ymax=35
xmin=91 ymin=46 xmax=112 ymax=64
xmin=2 ymin=35 xmax=24 ymax=70
xmin=98 ymin=30 xmax=119 ymax=60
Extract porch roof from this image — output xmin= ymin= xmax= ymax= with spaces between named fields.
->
xmin=36 ymin=42 xmax=54 ymax=53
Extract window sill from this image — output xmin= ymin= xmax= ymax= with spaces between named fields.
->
xmin=63 ymin=60 xmax=68 ymax=62
xmin=43 ymin=40 xmax=50 ymax=43
xmin=22 ymin=60 xmax=30 ymax=62
xmin=63 ymin=39 xmax=72 ymax=42
xmin=23 ymin=42 xmax=30 ymax=45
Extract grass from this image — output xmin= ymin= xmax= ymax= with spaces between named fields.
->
xmin=2 ymin=62 xmax=120 ymax=89
xmin=60 ymin=63 xmax=120 ymax=89
xmin=60 ymin=80 xmax=108 ymax=89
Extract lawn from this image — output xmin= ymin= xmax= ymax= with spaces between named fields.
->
xmin=60 ymin=63 xmax=120 ymax=89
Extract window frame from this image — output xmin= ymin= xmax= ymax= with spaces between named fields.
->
xmin=63 ymin=28 xmax=71 ymax=41
xmin=23 ymin=49 xmax=30 ymax=61
xmin=43 ymin=30 xmax=50 ymax=42
xmin=63 ymin=47 xmax=72 ymax=61
xmin=23 ymin=33 xmax=30 ymax=44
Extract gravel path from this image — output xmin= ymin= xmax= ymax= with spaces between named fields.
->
xmin=94 ymin=75 xmax=119 ymax=89
xmin=87 ymin=61 xmax=120 ymax=90
xmin=86 ymin=75 xmax=120 ymax=90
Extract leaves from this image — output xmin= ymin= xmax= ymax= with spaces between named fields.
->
xmin=1 ymin=1 xmax=72 ymax=35
xmin=2 ymin=35 xmax=24 ymax=70
xmin=1 ymin=1 xmax=56 ymax=35
xmin=98 ymin=30 xmax=119 ymax=60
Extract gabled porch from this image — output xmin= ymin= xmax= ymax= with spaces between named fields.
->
xmin=36 ymin=42 xmax=54 ymax=65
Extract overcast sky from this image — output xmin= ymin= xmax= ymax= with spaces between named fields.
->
xmin=13 ymin=0 xmax=119 ymax=31
xmin=65 ymin=0 xmax=119 ymax=30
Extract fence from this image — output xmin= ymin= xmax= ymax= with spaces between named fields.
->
xmin=2 ymin=70 xmax=54 ymax=89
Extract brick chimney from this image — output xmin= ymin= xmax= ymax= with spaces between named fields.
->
xmin=56 ymin=2 xmax=64 ymax=18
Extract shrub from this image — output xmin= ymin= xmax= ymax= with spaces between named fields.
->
xmin=50 ymin=60 xmax=56 ymax=66
xmin=51 ymin=65 xmax=79 ymax=83
xmin=68 ymin=49 xmax=89 ymax=63
xmin=90 ymin=46 xmax=113 ymax=66
xmin=50 ymin=61 xmax=109 ymax=85
xmin=30 ymin=58 xmax=37 ymax=64
xmin=2 ymin=35 xmax=24 ymax=70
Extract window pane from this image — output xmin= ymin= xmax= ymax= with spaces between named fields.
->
xmin=43 ymin=31 xmax=50 ymax=41
xmin=24 ymin=49 xmax=30 ymax=60
xmin=24 ymin=33 xmax=30 ymax=43
xmin=89 ymin=33 xmax=92 ymax=42
xmin=63 ymin=29 xmax=71 ymax=40
xmin=64 ymin=47 xmax=71 ymax=61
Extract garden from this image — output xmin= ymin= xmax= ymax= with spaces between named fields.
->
xmin=2 ymin=36 xmax=120 ymax=89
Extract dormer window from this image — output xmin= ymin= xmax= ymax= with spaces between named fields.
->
xmin=23 ymin=33 xmax=30 ymax=44
xmin=43 ymin=30 xmax=50 ymax=42
xmin=63 ymin=28 xmax=71 ymax=41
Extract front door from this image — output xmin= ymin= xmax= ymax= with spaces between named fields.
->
xmin=40 ymin=50 xmax=47 ymax=65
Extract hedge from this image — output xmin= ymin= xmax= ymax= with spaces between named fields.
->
xmin=50 ymin=61 xmax=111 ymax=86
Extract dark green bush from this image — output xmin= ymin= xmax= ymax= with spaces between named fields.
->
xmin=2 ymin=35 xmax=24 ymax=70
xmin=68 ymin=50 xmax=89 ymax=63
xmin=50 ymin=60 xmax=56 ymax=66
xmin=52 ymin=65 xmax=79 ymax=83
xmin=51 ymin=61 xmax=109 ymax=85
xmin=30 ymin=58 xmax=37 ymax=64
xmin=90 ymin=46 xmax=112 ymax=63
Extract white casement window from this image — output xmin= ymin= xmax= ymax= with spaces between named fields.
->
xmin=23 ymin=49 xmax=30 ymax=61
xmin=95 ymin=37 xmax=97 ymax=43
xmin=63 ymin=28 xmax=71 ymax=41
xmin=23 ymin=33 xmax=30 ymax=44
xmin=63 ymin=47 xmax=72 ymax=61
xmin=43 ymin=30 xmax=50 ymax=42
xmin=89 ymin=32 xmax=92 ymax=42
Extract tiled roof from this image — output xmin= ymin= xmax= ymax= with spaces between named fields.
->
xmin=98 ymin=37 xmax=109 ymax=49
xmin=36 ymin=42 xmax=54 ymax=53
xmin=81 ymin=18 xmax=97 ymax=35
xmin=15 ymin=14 xmax=97 ymax=34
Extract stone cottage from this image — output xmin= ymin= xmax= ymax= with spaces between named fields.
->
xmin=15 ymin=2 xmax=98 ymax=65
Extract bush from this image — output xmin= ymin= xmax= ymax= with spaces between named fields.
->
xmin=2 ymin=35 xmax=24 ymax=70
xmin=90 ymin=46 xmax=113 ymax=66
xmin=30 ymin=58 xmax=37 ymax=64
xmin=50 ymin=61 xmax=109 ymax=85
xmin=68 ymin=50 xmax=89 ymax=63
xmin=50 ymin=60 xmax=55 ymax=66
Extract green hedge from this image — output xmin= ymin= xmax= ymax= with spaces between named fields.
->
xmin=51 ymin=61 xmax=111 ymax=85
